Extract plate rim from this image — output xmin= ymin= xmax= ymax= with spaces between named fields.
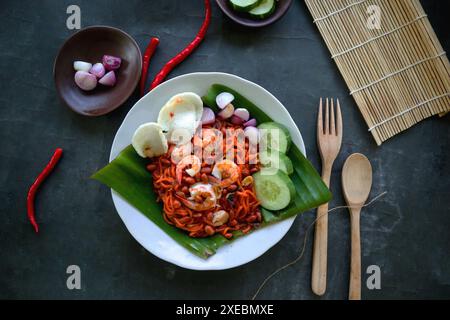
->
xmin=109 ymin=72 xmax=306 ymax=270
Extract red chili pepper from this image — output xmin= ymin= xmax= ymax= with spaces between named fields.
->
xmin=27 ymin=148 xmax=63 ymax=233
xmin=140 ymin=37 xmax=160 ymax=97
xmin=150 ymin=0 xmax=211 ymax=90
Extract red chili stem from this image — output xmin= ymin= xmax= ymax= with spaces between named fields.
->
xmin=27 ymin=148 xmax=63 ymax=233
xmin=150 ymin=0 xmax=211 ymax=90
xmin=140 ymin=37 xmax=160 ymax=97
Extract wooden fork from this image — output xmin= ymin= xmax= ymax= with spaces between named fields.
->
xmin=311 ymin=98 xmax=343 ymax=296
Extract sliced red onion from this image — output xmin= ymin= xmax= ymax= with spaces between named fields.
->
xmin=99 ymin=71 xmax=116 ymax=86
xmin=74 ymin=71 xmax=97 ymax=91
xmin=244 ymin=127 xmax=260 ymax=145
xmin=234 ymin=108 xmax=250 ymax=122
xmin=201 ymin=107 xmax=216 ymax=125
xmin=218 ymin=104 xmax=234 ymax=119
xmin=73 ymin=61 xmax=92 ymax=72
xmin=89 ymin=63 xmax=106 ymax=78
xmin=230 ymin=115 xmax=244 ymax=125
xmin=244 ymin=118 xmax=257 ymax=127
xmin=216 ymin=92 xmax=234 ymax=109
xmin=102 ymin=55 xmax=122 ymax=70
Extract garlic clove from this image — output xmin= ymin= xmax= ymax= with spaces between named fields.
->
xmin=73 ymin=61 xmax=93 ymax=72
xmin=218 ymin=103 xmax=234 ymax=119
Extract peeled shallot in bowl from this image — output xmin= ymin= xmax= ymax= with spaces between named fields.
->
xmin=102 ymin=55 xmax=122 ymax=70
xmin=74 ymin=71 xmax=97 ymax=91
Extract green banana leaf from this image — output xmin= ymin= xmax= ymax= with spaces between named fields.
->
xmin=92 ymin=84 xmax=331 ymax=259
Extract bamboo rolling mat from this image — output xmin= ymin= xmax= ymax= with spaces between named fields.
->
xmin=305 ymin=0 xmax=450 ymax=145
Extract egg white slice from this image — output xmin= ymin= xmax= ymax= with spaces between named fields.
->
xmin=157 ymin=92 xmax=203 ymax=144
xmin=132 ymin=122 xmax=168 ymax=158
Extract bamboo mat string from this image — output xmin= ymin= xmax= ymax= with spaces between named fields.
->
xmin=368 ymin=93 xmax=450 ymax=131
xmin=313 ymin=0 xmax=369 ymax=23
xmin=332 ymin=14 xmax=428 ymax=59
xmin=305 ymin=0 xmax=450 ymax=145
xmin=251 ymin=191 xmax=388 ymax=300
xmin=350 ymin=51 xmax=447 ymax=95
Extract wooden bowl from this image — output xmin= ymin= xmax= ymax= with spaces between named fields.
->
xmin=216 ymin=0 xmax=293 ymax=28
xmin=54 ymin=26 xmax=142 ymax=116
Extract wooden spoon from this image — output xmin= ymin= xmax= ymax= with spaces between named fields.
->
xmin=341 ymin=153 xmax=372 ymax=300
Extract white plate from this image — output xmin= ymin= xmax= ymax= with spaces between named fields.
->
xmin=110 ymin=72 xmax=306 ymax=270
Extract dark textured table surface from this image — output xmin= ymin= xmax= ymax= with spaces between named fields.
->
xmin=1 ymin=0 xmax=449 ymax=300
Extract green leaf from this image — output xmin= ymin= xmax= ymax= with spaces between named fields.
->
xmin=91 ymin=146 xmax=229 ymax=259
xmin=202 ymin=84 xmax=272 ymax=123
xmin=203 ymin=84 xmax=332 ymax=221
xmin=92 ymin=84 xmax=331 ymax=259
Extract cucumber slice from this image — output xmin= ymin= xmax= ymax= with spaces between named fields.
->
xmin=249 ymin=0 xmax=276 ymax=19
xmin=229 ymin=0 xmax=262 ymax=12
xmin=253 ymin=169 xmax=295 ymax=211
xmin=258 ymin=122 xmax=292 ymax=154
xmin=259 ymin=150 xmax=294 ymax=175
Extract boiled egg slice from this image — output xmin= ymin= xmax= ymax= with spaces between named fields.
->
xmin=132 ymin=122 xmax=168 ymax=158
xmin=157 ymin=92 xmax=203 ymax=144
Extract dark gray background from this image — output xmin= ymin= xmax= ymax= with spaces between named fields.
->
xmin=0 ymin=0 xmax=448 ymax=300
